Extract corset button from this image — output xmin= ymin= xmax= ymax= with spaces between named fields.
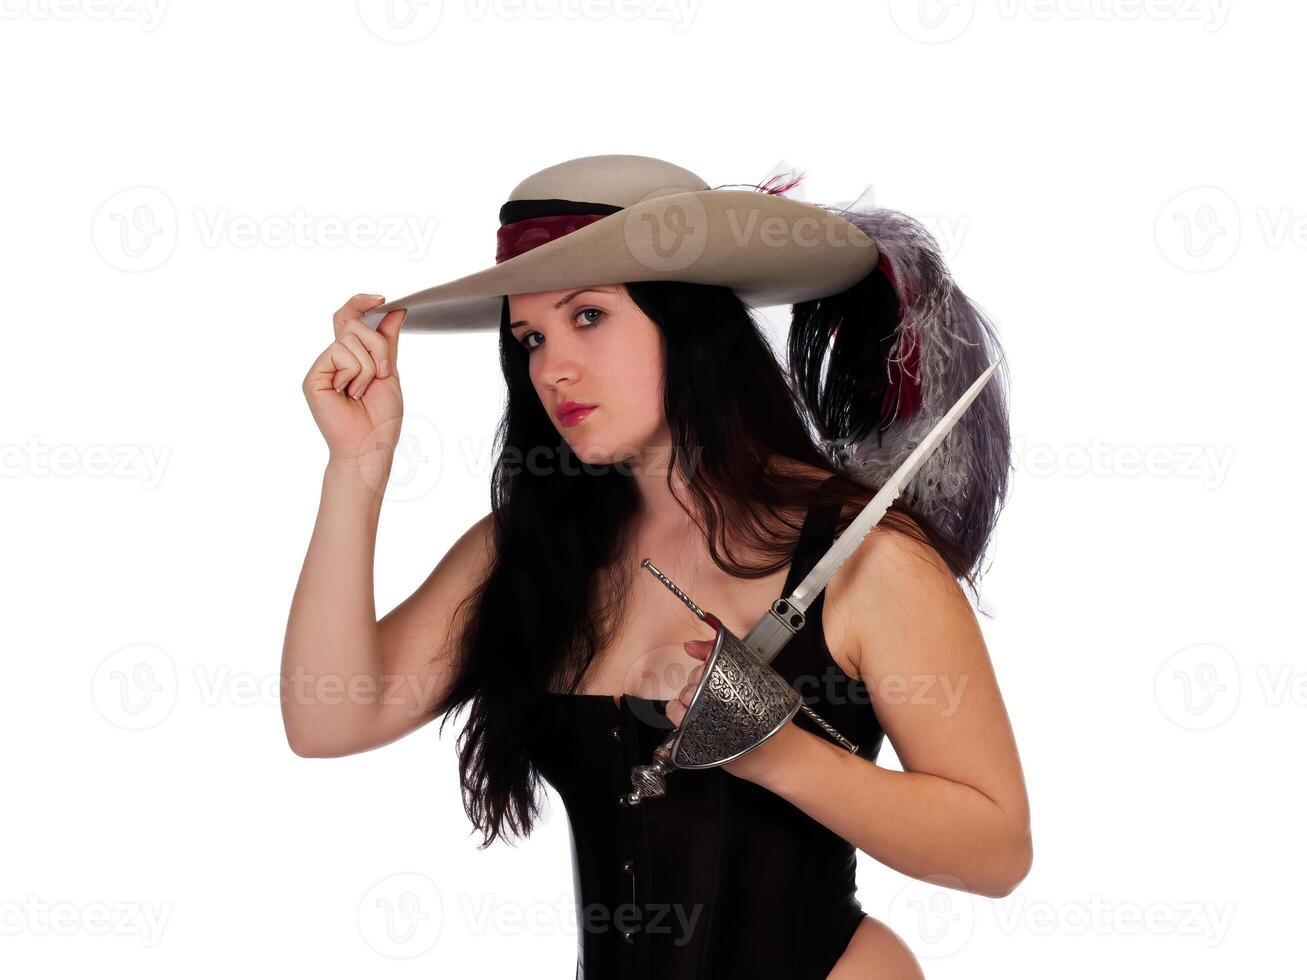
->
xmin=622 ymin=859 xmax=634 ymax=874
xmin=610 ymin=725 xmax=621 ymax=740
xmin=622 ymin=929 xmax=635 ymax=943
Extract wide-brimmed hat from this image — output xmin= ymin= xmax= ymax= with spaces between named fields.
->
xmin=360 ymin=153 xmax=880 ymax=333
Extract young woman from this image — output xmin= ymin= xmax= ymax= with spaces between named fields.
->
xmin=282 ymin=155 xmax=1032 ymax=979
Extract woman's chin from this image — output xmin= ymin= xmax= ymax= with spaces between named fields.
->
xmin=569 ymin=442 xmax=620 ymax=467
xmin=563 ymin=433 xmax=644 ymax=470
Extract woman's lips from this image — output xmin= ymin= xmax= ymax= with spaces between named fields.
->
xmin=559 ymin=405 xmax=596 ymax=427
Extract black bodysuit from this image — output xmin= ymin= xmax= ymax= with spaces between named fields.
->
xmin=524 ymin=489 xmax=887 ymax=979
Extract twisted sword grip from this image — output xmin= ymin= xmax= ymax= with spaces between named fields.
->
xmin=626 ymin=560 xmax=713 ymax=805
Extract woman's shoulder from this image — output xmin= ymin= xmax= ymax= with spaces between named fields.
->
xmin=781 ymin=461 xmax=952 ymax=579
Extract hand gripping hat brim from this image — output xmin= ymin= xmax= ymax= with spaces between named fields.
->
xmin=360 ymin=154 xmax=880 ymax=333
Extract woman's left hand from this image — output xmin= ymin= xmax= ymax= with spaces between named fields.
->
xmin=666 ymin=637 xmax=800 ymax=784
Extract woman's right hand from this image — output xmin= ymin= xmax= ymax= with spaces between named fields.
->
xmin=302 ymin=294 xmax=407 ymax=482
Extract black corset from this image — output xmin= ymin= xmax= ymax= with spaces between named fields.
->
xmin=524 ymin=486 xmax=886 ymax=978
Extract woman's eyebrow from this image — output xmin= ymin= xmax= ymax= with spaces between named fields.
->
xmin=509 ymin=288 xmax=613 ymax=329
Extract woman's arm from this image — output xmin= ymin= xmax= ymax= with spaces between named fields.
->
xmin=728 ymin=528 xmax=1033 ymax=899
xmin=283 ymin=296 xmax=499 ymax=759
xmin=280 ymin=456 xmax=494 ymax=758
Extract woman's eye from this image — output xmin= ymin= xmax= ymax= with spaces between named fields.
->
xmin=519 ymin=309 xmax=604 ymax=353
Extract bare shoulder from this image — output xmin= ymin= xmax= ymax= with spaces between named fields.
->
xmin=447 ymin=510 xmax=497 ymax=573
xmin=831 ymin=506 xmax=971 ymax=674
xmin=838 ymin=505 xmax=956 ymax=582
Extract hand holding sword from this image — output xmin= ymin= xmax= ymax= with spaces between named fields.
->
xmin=625 ymin=358 xmax=1003 ymax=805
xmin=665 ymin=637 xmax=812 ymax=785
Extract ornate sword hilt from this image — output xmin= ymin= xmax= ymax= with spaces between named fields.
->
xmin=627 ymin=559 xmax=859 ymax=805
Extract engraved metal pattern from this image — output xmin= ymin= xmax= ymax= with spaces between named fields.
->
xmin=670 ymin=626 xmax=802 ymax=769
xmin=626 ymin=558 xmax=862 ymax=804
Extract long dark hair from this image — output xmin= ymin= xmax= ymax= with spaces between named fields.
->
xmin=430 ymin=254 xmax=1009 ymax=848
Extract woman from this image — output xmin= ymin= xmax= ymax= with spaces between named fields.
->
xmin=282 ymin=155 xmax=1032 ymax=978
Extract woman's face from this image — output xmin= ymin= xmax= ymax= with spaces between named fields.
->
xmin=507 ymin=284 xmax=668 ymax=464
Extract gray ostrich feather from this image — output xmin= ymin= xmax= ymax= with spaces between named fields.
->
xmin=794 ymin=206 xmax=1013 ymax=578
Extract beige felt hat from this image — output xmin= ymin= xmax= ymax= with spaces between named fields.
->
xmin=360 ymin=154 xmax=880 ymax=333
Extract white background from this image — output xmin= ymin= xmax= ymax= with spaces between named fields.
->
xmin=3 ymin=1 xmax=1302 ymax=976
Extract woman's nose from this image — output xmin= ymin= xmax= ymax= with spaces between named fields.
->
xmin=537 ymin=341 xmax=582 ymax=387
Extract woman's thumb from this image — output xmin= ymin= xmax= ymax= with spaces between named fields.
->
xmin=376 ymin=308 xmax=405 ymax=374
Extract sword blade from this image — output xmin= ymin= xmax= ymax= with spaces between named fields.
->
xmin=743 ymin=357 xmax=1002 ymax=662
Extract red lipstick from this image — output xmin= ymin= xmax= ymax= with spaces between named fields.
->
xmin=555 ymin=400 xmax=597 ymax=427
